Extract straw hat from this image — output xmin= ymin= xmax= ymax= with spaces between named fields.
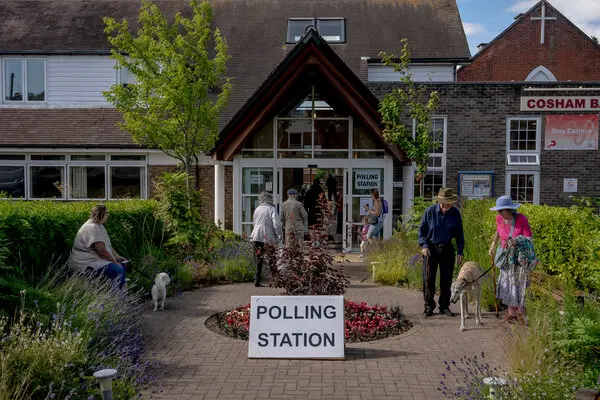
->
xmin=436 ymin=188 xmax=458 ymax=204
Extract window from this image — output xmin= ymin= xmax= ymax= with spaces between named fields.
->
xmin=286 ymin=18 xmax=346 ymax=43
xmin=3 ymin=58 xmax=45 ymax=102
xmin=287 ymin=19 xmax=315 ymax=43
xmin=507 ymin=171 xmax=539 ymax=204
xmin=316 ymin=18 xmax=345 ymax=43
xmin=30 ymin=166 xmax=64 ymax=199
xmin=415 ymin=117 xmax=446 ymax=200
xmin=0 ymin=166 xmax=25 ymax=198
xmin=507 ymin=117 xmax=540 ymax=152
xmin=118 ymin=67 xmax=136 ymax=88
xmin=110 ymin=166 xmax=145 ymax=198
xmin=70 ymin=166 xmax=105 ymax=199
xmin=0 ymin=153 xmax=148 ymax=200
xmin=415 ymin=171 xmax=444 ymax=201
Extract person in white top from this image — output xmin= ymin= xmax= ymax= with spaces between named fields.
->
xmin=250 ymin=192 xmax=282 ymax=287
xmin=69 ymin=204 xmax=127 ymax=288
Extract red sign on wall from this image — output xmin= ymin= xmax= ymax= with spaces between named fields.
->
xmin=545 ymin=114 xmax=598 ymax=150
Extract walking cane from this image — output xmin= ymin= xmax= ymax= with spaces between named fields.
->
xmin=423 ymin=253 xmax=430 ymax=312
xmin=490 ymin=254 xmax=499 ymax=318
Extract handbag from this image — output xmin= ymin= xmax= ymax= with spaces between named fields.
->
xmin=369 ymin=215 xmax=378 ymax=225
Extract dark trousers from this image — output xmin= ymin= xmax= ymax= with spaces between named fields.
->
xmin=253 ymin=242 xmax=276 ymax=284
xmin=422 ymin=245 xmax=455 ymax=311
xmin=336 ymin=210 xmax=343 ymax=235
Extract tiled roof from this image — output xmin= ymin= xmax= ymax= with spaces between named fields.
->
xmin=0 ymin=108 xmax=139 ymax=147
xmin=0 ymin=0 xmax=470 ymax=134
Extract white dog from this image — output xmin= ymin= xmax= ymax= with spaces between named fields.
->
xmin=151 ymin=272 xmax=171 ymax=312
xmin=450 ymin=261 xmax=483 ymax=331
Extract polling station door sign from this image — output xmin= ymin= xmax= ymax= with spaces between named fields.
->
xmin=248 ymin=296 xmax=345 ymax=359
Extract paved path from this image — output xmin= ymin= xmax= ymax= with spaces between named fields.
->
xmin=142 ymin=263 xmax=508 ymax=400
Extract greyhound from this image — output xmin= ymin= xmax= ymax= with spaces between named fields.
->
xmin=450 ymin=261 xmax=484 ymax=331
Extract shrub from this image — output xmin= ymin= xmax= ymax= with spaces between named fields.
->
xmin=208 ymin=237 xmax=255 ymax=283
xmin=271 ymin=196 xmax=349 ymax=295
xmin=153 ymin=171 xmax=216 ymax=257
xmin=0 ymin=200 xmax=163 ymax=285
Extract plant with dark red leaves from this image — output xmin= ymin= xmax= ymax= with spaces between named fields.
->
xmin=271 ymin=195 xmax=349 ymax=295
xmin=344 ymin=300 xmax=411 ymax=342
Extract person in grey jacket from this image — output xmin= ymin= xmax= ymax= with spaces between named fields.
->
xmin=281 ymin=188 xmax=308 ymax=247
xmin=250 ymin=192 xmax=282 ymax=287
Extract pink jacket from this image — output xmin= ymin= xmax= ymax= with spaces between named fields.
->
xmin=495 ymin=213 xmax=532 ymax=248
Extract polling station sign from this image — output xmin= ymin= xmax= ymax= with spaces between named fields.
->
xmin=248 ymin=296 xmax=345 ymax=359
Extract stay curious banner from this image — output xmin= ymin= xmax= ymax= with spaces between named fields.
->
xmin=545 ymin=114 xmax=598 ymax=150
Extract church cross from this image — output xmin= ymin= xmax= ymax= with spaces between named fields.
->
xmin=531 ymin=1 xmax=556 ymax=44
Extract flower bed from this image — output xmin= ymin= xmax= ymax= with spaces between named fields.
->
xmin=209 ymin=299 xmax=412 ymax=342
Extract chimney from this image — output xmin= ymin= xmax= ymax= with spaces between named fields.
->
xmin=477 ymin=43 xmax=488 ymax=52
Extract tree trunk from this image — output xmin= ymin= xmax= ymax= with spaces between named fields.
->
xmin=419 ymin=177 xmax=425 ymax=198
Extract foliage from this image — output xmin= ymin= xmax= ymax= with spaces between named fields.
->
xmin=271 ymin=196 xmax=350 ymax=295
xmin=153 ymin=171 xmax=216 ymax=256
xmin=344 ymin=300 xmax=412 ymax=342
xmin=378 ymin=39 xmax=440 ymax=195
xmin=217 ymin=300 xmax=412 ymax=343
xmin=221 ymin=303 xmax=250 ymax=340
xmin=208 ymin=241 xmax=255 ymax=283
xmin=0 ymin=200 xmax=163 ymax=286
xmin=103 ymin=0 xmax=232 ymax=189
xmin=0 ymin=271 xmax=153 ymax=400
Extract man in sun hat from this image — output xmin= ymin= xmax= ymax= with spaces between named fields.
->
xmin=418 ymin=188 xmax=465 ymax=317
xmin=281 ymin=188 xmax=308 ymax=247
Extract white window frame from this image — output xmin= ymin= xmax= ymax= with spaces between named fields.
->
xmin=1 ymin=57 xmax=47 ymax=104
xmin=505 ymin=170 xmax=540 ymax=204
xmin=412 ymin=116 xmax=447 ymax=200
xmin=0 ymin=153 xmax=148 ymax=200
xmin=506 ymin=116 xmax=541 ymax=163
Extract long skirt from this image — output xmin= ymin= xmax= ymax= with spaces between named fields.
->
xmin=495 ymin=246 xmax=529 ymax=308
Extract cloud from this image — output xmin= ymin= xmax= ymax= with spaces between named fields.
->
xmin=463 ymin=22 xmax=488 ymax=36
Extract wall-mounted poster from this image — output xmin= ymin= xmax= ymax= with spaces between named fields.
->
xmin=545 ymin=115 xmax=598 ymax=150
xmin=458 ymin=172 xmax=493 ymax=200
xmin=359 ymin=197 xmax=373 ymax=216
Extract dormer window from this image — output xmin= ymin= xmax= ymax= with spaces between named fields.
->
xmin=286 ymin=18 xmax=345 ymax=44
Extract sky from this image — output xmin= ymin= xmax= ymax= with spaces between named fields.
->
xmin=457 ymin=0 xmax=600 ymax=56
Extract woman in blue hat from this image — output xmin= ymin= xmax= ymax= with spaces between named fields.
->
xmin=488 ymin=195 xmax=536 ymax=323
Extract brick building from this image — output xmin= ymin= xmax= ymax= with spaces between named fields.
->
xmin=457 ymin=0 xmax=600 ymax=82
xmin=1 ymin=0 xmax=599 ymax=251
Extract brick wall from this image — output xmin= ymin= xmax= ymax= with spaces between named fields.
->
xmin=368 ymin=82 xmax=600 ymax=207
xmin=149 ymin=164 xmax=234 ymax=230
xmin=457 ymin=3 xmax=600 ymax=82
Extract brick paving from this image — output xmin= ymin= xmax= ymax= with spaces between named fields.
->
xmin=142 ymin=262 xmax=508 ymax=400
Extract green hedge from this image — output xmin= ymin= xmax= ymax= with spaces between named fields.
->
xmin=0 ymin=201 xmax=163 ymax=283
xmin=411 ymin=199 xmax=600 ymax=291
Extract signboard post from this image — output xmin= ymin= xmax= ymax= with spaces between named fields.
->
xmin=458 ymin=171 xmax=494 ymax=200
xmin=248 ymin=295 xmax=345 ymax=359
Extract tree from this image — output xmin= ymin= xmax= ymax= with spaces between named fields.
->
xmin=103 ymin=0 xmax=232 ymax=192
xmin=378 ymin=39 xmax=440 ymax=197
xmin=592 ymin=36 xmax=599 ymax=46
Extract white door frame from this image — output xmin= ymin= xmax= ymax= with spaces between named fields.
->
xmin=233 ymin=155 xmax=393 ymax=239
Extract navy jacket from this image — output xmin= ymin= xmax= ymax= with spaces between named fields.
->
xmin=418 ymin=204 xmax=465 ymax=255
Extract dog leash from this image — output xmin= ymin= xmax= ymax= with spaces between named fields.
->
xmin=464 ymin=264 xmax=495 ymax=285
